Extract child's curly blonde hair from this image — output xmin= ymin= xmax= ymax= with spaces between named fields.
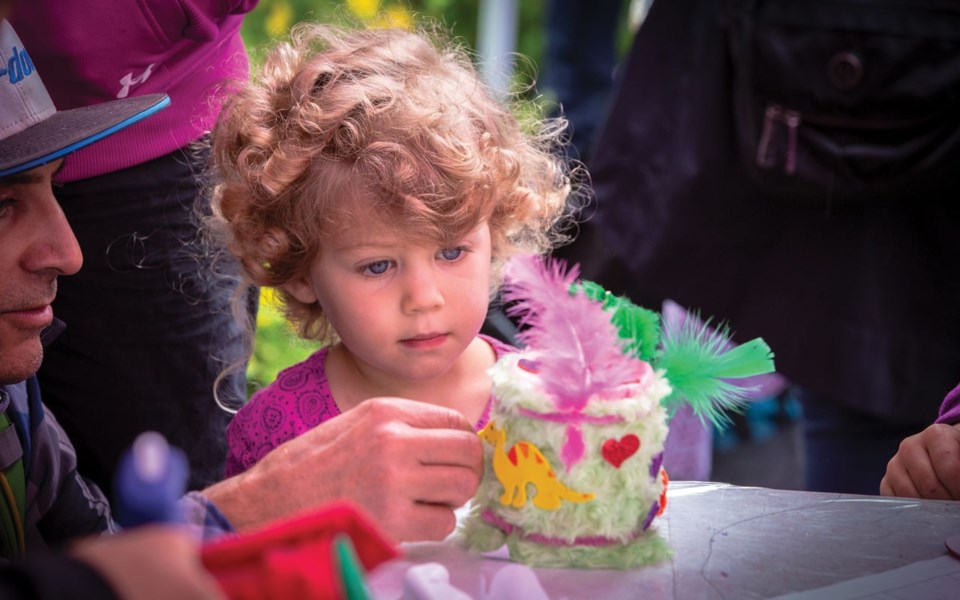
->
xmin=209 ymin=21 xmax=573 ymax=344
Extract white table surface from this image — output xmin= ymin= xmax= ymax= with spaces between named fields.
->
xmin=367 ymin=481 xmax=960 ymax=599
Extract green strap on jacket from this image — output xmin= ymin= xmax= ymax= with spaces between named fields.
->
xmin=0 ymin=411 xmax=26 ymax=560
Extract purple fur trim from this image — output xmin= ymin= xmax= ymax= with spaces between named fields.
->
xmin=517 ymin=407 xmax=625 ymax=425
xmin=482 ymin=508 xmax=516 ymax=534
xmin=524 ymin=530 xmax=643 ymax=548
xmin=642 ymin=501 xmax=660 ymax=531
xmin=482 ymin=509 xmax=645 ymax=548
xmin=649 ymin=452 xmax=664 ymax=479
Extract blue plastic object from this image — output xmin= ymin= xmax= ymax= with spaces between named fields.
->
xmin=113 ymin=431 xmax=188 ymax=527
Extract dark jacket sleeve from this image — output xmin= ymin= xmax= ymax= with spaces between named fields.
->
xmin=18 ymin=378 xmax=116 ymax=552
xmin=0 ymin=556 xmax=119 ymax=600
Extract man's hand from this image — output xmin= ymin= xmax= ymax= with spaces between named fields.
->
xmin=880 ymin=422 xmax=960 ymax=500
xmin=205 ymin=397 xmax=483 ymax=541
xmin=71 ymin=527 xmax=224 ymax=600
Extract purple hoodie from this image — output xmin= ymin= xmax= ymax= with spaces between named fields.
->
xmin=936 ymin=383 xmax=960 ymax=425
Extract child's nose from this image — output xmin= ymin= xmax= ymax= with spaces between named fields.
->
xmin=401 ymin=265 xmax=444 ymax=314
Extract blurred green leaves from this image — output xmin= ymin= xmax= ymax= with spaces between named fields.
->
xmin=247 ymin=288 xmax=321 ymax=392
xmin=241 ymin=0 xmax=549 ymax=86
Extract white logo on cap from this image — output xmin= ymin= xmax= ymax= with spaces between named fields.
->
xmin=117 ymin=63 xmax=155 ymax=99
xmin=0 ymin=45 xmax=35 ymax=84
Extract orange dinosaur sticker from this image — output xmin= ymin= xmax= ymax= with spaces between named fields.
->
xmin=479 ymin=421 xmax=595 ymax=510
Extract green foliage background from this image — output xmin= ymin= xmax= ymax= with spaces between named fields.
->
xmin=241 ymin=0 xmax=551 ymax=85
xmin=242 ymin=0 xmax=635 ymax=392
xmin=247 ymin=288 xmax=321 ymax=392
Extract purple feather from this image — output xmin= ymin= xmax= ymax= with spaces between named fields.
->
xmin=502 ymin=255 xmax=650 ymax=411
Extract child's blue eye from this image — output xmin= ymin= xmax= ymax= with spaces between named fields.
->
xmin=439 ymin=247 xmax=465 ymax=261
xmin=362 ymin=260 xmax=391 ymax=276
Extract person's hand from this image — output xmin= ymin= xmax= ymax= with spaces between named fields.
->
xmin=205 ymin=397 xmax=483 ymax=542
xmin=70 ymin=526 xmax=224 ymax=600
xmin=879 ymin=422 xmax=960 ymax=500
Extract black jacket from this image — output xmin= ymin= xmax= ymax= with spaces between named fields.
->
xmin=562 ymin=0 xmax=960 ymax=423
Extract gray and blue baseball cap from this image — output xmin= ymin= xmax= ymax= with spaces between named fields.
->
xmin=0 ymin=19 xmax=169 ymax=178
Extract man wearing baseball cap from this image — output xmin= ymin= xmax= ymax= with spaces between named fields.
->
xmin=0 ymin=18 xmax=225 ymax=599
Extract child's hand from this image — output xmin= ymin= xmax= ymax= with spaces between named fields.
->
xmin=879 ymin=422 xmax=960 ymax=500
xmin=207 ymin=397 xmax=483 ymax=542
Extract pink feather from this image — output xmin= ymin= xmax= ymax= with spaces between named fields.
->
xmin=502 ymin=255 xmax=649 ymax=411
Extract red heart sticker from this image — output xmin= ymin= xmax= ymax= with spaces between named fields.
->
xmin=602 ymin=434 xmax=640 ymax=468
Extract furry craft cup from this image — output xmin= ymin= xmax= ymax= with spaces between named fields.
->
xmin=461 ymin=255 xmax=776 ymax=569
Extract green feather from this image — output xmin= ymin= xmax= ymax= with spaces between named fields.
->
xmin=573 ymin=280 xmax=777 ymax=430
xmin=710 ymin=337 xmax=778 ymax=379
xmin=655 ymin=318 xmax=775 ymax=428
xmin=575 ymin=281 xmax=661 ymax=361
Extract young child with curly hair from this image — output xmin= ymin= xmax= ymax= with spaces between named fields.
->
xmin=208 ymin=22 xmax=573 ymax=477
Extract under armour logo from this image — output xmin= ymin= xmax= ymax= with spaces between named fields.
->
xmin=117 ymin=63 xmax=155 ymax=98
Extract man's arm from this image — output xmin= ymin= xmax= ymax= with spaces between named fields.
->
xmin=68 ymin=526 xmax=224 ymax=600
xmin=0 ymin=527 xmax=221 ymax=600
xmin=200 ymin=397 xmax=483 ymax=542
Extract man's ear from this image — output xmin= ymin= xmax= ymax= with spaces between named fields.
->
xmin=282 ymin=277 xmax=319 ymax=305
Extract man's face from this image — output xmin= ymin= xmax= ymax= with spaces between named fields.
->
xmin=0 ymin=160 xmax=82 ymax=384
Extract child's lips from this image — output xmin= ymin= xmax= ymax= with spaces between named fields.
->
xmin=400 ymin=332 xmax=448 ymax=350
